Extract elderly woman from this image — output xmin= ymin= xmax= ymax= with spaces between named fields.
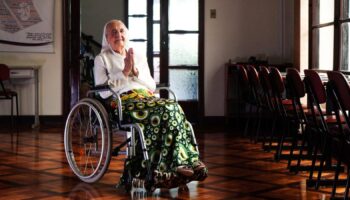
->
xmin=94 ymin=19 xmax=207 ymax=190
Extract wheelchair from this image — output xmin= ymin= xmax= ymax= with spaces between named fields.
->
xmin=64 ymin=84 xmax=199 ymax=191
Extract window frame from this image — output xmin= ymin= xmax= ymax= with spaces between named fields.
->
xmin=309 ymin=0 xmax=350 ymax=74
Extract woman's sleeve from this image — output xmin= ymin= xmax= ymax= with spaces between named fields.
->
xmin=135 ymin=54 xmax=156 ymax=92
xmin=93 ymin=55 xmax=112 ymax=98
xmin=94 ymin=55 xmax=108 ymax=86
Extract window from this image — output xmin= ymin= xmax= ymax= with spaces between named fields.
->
xmin=310 ymin=0 xmax=350 ymax=72
xmin=127 ymin=0 xmax=202 ymax=101
xmin=340 ymin=0 xmax=350 ymax=71
xmin=311 ymin=0 xmax=334 ymax=71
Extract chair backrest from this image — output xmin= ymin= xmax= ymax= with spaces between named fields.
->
xmin=237 ymin=65 xmax=249 ymax=87
xmin=246 ymin=65 xmax=260 ymax=88
xmin=0 ymin=64 xmax=10 ymax=81
xmin=327 ymin=71 xmax=350 ymax=111
xmin=269 ymin=67 xmax=285 ymax=95
xmin=285 ymin=68 xmax=308 ymax=124
xmin=259 ymin=66 xmax=271 ymax=93
xmin=304 ymin=69 xmax=327 ymax=104
xmin=246 ymin=65 xmax=261 ymax=105
xmin=304 ymin=69 xmax=329 ymax=132
xmin=236 ymin=65 xmax=251 ymax=100
xmin=327 ymin=71 xmax=350 ymax=133
xmin=269 ymin=67 xmax=289 ymax=116
xmin=286 ymin=68 xmax=305 ymax=99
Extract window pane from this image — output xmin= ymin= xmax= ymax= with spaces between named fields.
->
xmin=169 ymin=0 xmax=198 ymax=31
xmin=153 ymin=0 xmax=160 ymax=20
xmin=129 ymin=41 xmax=147 ymax=55
xmin=128 ymin=17 xmax=147 ymax=40
xmin=169 ymin=34 xmax=198 ymax=66
xmin=342 ymin=0 xmax=350 ymax=19
xmin=153 ymin=57 xmax=160 ymax=84
xmin=153 ymin=24 xmax=160 ymax=53
xmin=129 ymin=0 xmax=147 ymax=15
xmin=169 ymin=69 xmax=198 ymax=100
xmin=312 ymin=0 xmax=334 ymax=25
xmin=312 ymin=26 xmax=334 ymax=70
xmin=341 ymin=23 xmax=350 ymax=71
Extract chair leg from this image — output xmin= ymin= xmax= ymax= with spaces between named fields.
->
xmin=254 ymin=107 xmax=262 ymax=143
xmin=267 ymin=117 xmax=277 ymax=152
xmin=10 ymin=97 xmax=14 ymax=133
xmin=287 ymin=129 xmax=298 ymax=168
xmin=294 ymin=132 xmax=307 ymax=174
xmin=315 ymin=154 xmax=325 ymax=190
xmin=15 ymin=95 xmax=19 ymax=133
xmin=308 ymin=143 xmax=319 ymax=183
xmin=344 ymin=168 xmax=350 ymax=200
xmin=331 ymin=159 xmax=342 ymax=198
xmin=275 ymin=120 xmax=289 ymax=161
xmin=244 ymin=104 xmax=252 ymax=138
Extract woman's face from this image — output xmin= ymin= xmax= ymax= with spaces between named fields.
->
xmin=106 ymin=21 xmax=127 ymax=53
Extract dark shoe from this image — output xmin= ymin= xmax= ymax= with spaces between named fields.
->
xmin=193 ymin=161 xmax=206 ymax=172
xmin=176 ymin=166 xmax=194 ymax=177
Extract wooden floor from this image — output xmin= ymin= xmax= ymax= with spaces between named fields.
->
xmin=0 ymin=125 xmax=347 ymax=199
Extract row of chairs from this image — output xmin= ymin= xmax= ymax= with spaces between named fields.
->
xmin=235 ymin=64 xmax=350 ymax=199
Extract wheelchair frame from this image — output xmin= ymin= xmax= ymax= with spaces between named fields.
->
xmin=64 ymin=84 xmax=198 ymax=190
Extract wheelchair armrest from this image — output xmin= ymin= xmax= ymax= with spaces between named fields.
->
xmin=155 ymin=84 xmax=177 ymax=102
xmin=87 ymin=84 xmax=125 ymax=122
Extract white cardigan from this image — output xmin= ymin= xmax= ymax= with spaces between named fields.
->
xmin=94 ymin=49 xmax=156 ymax=99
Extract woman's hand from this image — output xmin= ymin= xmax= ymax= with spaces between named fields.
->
xmin=123 ymin=48 xmax=139 ymax=77
xmin=123 ymin=48 xmax=134 ymax=77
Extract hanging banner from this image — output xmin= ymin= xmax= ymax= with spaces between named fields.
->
xmin=0 ymin=0 xmax=54 ymax=53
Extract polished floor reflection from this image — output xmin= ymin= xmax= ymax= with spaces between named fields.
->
xmin=0 ymin=126 xmax=344 ymax=199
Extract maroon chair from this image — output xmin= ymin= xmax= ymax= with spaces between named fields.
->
xmin=285 ymin=68 xmax=309 ymax=170
xmin=303 ymin=69 xmax=343 ymax=189
xmin=0 ymin=64 xmax=19 ymax=132
xmin=246 ymin=65 xmax=269 ymax=142
xmin=268 ymin=67 xmax=297 ymax=161
xmin=258 ymin=66 xmax=277 ymax=150
xmin=236 ymin=65 xmax=253 ymax=135
xmin=327 ymin=71 xmax=350 ymax=198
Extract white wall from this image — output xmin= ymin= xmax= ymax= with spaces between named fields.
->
xmin=0 ymin=0 xmax=62 ymax=116
xmin=204 ymin=0 xmax=294 ymax=116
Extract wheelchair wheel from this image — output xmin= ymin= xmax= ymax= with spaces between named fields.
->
xmin=64 ymin=98 xmax=112 ymax=183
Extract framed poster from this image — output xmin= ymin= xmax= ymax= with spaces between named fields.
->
xmin=0 ymin=0 xmax=54 ymax=53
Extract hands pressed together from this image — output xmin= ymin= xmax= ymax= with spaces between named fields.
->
xmin=123 ymin=48 xmax=139 ymax=77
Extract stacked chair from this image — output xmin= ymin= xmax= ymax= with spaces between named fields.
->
xmin=268 ymin=67 xmax=298 ymax=161
xmin=326 ymin=71 xmax=350 ymax=199
xmin=257 ymin=66 xmax=275 ymax=150
xmin=236 ymin=65 xmax=262 ymax=139
xmin=284 ymin=68 xmax=309 ymax=171
xmin=303 ymin=69 xmax=339 ymax=188
xmin=245 ymin=65 xmax=269 ymax=142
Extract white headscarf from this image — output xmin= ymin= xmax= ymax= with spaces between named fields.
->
xmin=101 ymin=19 xmax=129 ymax=53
